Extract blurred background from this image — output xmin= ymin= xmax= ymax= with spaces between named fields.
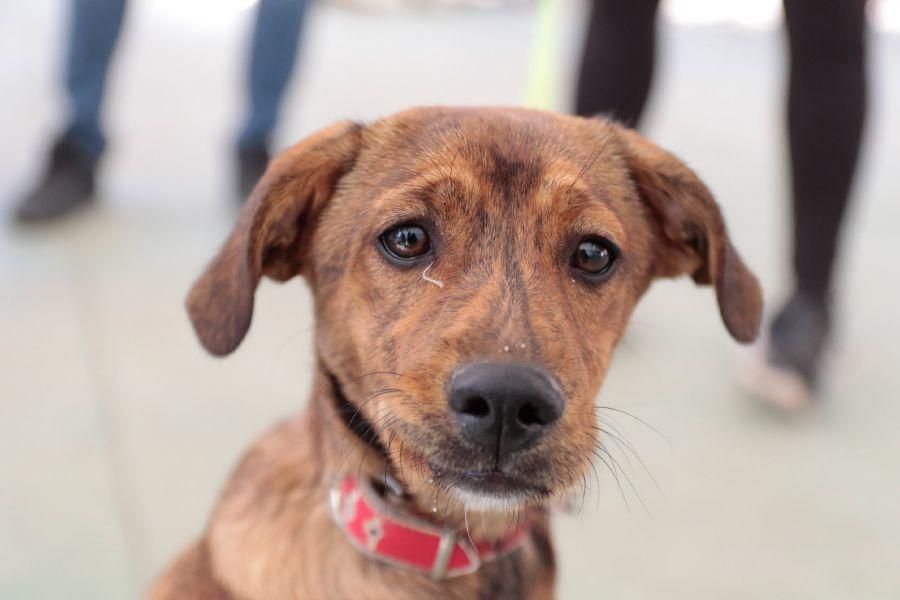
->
xmin=1 ymin=0 xmax=899 ymax=597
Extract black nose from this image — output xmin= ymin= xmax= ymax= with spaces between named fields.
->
xmin=448 ymin=362 xmax=564 ymax=459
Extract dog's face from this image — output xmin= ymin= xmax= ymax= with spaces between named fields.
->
xmin=187 ymin=107 xmax=761 ymax=512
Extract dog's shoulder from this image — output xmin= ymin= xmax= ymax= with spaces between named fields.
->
xmin=147 ymin=541 xmax=232 ymax=600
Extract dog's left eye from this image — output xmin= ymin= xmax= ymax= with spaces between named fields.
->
xmin=380 ymin=224 xmax=432 ymax=260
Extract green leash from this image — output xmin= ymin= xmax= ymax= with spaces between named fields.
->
xmin=524 ymin=0 xmax=559 ymax=110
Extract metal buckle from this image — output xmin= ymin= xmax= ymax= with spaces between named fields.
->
xmin=430 ymin=529 xmax=456 ymax=580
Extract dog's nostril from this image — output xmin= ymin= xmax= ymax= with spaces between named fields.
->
xmin=516 ymin=402 xmax=542 ymax=427
xmin=459 ymin=395 xmax=491 ymax=418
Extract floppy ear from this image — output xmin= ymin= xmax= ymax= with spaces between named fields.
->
xmin=186 ymin=121 xmax=363 ymax=356
xmin=614 ymin=124 xmax=763 ymax=343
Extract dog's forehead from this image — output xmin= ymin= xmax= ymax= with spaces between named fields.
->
xmin=358 ymin=107 xmax=630 ymax=211
xmin=372 ymin=107 xmax=605 ymax=165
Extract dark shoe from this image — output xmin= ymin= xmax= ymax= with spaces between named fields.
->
xmin=13 ymin=138 xmax=97 ymax=224
xmin=237 ymin=145 xmax=270 ymax=203
xmin=737 ymin=292 xmax=830 ymax=412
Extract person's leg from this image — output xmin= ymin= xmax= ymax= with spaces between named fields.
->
xmin=14 ymin=0 xmax=128 ymax=223
xmin=784 ymin=0 xmax=867 ymax=302
xmin=574 ymin=0 xmax=660 ymax=127
xmin=767 ymin=0 xmax=868 ymax=396
xmin=63 ymin=0 xmax=129 ymax=158
xmin=235 ymin=0 xmax=309 ymax=197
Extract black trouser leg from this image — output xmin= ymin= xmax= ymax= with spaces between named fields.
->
xmin=784 ymin=0 xmax=868 ymax=302
xmin=574 ymin=0 xmax=661 ymax=127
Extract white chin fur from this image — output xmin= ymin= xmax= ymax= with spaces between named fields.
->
xmin=451 ymin=488 xmax=530 ymax=513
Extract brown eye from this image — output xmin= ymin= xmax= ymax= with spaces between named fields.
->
xmin=380 ymin=224 xmax=431 ymax=260
xmin=571 ymin=237 xmax=616 ymax=276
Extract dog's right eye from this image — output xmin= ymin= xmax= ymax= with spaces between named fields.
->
xmin=380 ymin=224 xmax=432 ymax=261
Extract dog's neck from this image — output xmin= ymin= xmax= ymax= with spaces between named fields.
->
xmin=201 ymin=364 xmax=553 ymax=598
xmin=310 ymin=364 xmax=544 ymax=543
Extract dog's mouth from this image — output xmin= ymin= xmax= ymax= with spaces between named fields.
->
xmin=427 ymin=461 xmax=551 ymax=505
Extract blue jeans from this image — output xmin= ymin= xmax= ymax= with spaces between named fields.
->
xmin=62 ymin=0 xmax=309 ymax=158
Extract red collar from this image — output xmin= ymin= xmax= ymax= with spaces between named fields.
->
xmin=330 ymin=474 xmax=530 ymax=580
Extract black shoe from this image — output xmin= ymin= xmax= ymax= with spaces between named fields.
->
xmin=237 ymin=145 xmax=270 ymax=203
xmin=13 ymin=138 xmax=97 ymax=224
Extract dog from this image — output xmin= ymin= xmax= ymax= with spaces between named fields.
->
xmin=150 ymin=106 xmax=762 ymax=599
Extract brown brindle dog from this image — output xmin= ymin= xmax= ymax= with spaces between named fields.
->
xmin=151 ymin=107 xmax=762 ymax=599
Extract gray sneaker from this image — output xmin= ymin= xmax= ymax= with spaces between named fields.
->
xmin=236 ymin=145 xmax=270 ymax=203
xmin=767 ymin=293 xmax=831 ymax=386
xmin=738 ymin=293 xmax=830 ymax=412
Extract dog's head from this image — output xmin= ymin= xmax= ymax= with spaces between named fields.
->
xmin=187 ymin=107 xmax=762 ymax=513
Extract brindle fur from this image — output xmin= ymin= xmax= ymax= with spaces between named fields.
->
xmin=150 ymin=107 xmax=762 ymax=599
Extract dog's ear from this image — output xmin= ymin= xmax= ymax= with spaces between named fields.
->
xmin=614 ymin=124 xmax=763 ymax=343
xmin=186 ymin=121 xmax=363 ymax=356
